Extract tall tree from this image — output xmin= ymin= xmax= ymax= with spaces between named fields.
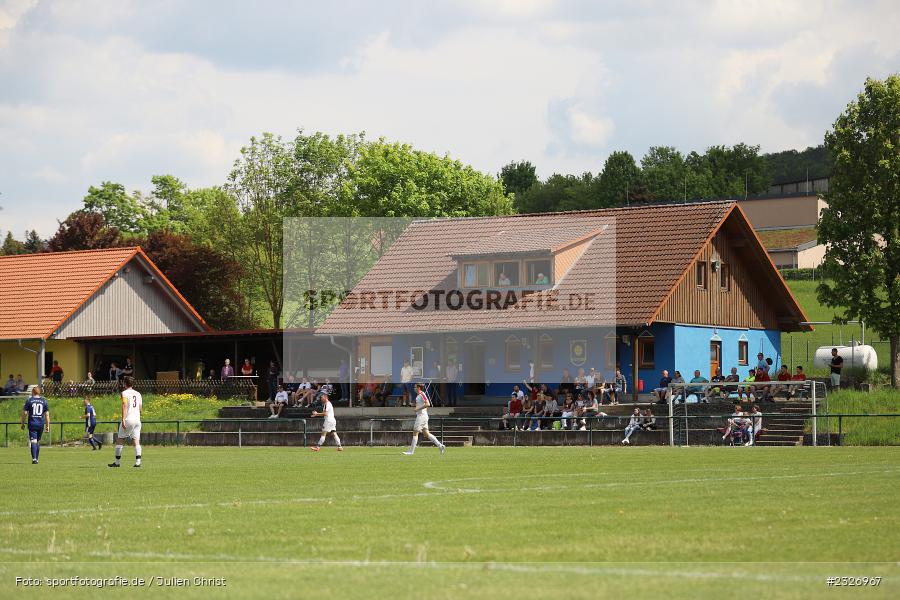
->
xmin=500 ymin=160 xmax=539 ymax=206
xmin=702 ymin=144 xmax=768 ymax=197
xmin=596 ymin=151 xmax=643 ymax=207
xmin=23 ymin=230 xmax=46 ymax=253
xmin=641 ymin=146 xmax=688 ymax=201
xmin=47 ymin=211 xmax=122 ymax=251
xmin=226 ymin=133 xmax=297 ymax=328
xmin=82 ymin=182 xmax=147 ymax=233
xmin=818 ymin=75 xmax=900 ymax=387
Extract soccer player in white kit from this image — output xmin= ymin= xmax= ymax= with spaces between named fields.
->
xmin=403 ymin=383 xmax=446 ymax=455
xmin=310 ymin=392 xmax=342 ymax=451
xmin=109 ymin=376 xmax=143 ymax=468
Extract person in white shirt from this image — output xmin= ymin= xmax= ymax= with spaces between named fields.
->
xmin=310 ymin=392 xmax=342 ymax=452
xmin=400 ymin=360 xmax=414 ymax=407
xmin=749 ymin=405 xmax=763 ymax=445
xmin=621 ymin=408 xmax=642 ymax=445
xmin=403 ymin=383 xmax=446 ymax=455
xmin=109 ymin=376 xmax=142 ymax=468
xmin=270 ymin=384 xmax=289 ymax=418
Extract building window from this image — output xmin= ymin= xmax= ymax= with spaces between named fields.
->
xmin=696 ymin=261 xmax=707 ymax=290
xmin=604 ymin=333 xmax=618 ymax=370
xmin=495 ymin=261 xmax=520 ymax=287
xmin=637 ymin=334 xmax=655 ymax=369
xmin=538 ymin=334 xmax=553 ymax=370
xmin=720 ymin=263 xmax=730 ymax=291
xmin=738 ymin=340 xmax=748 ymax=366
xmin=525 ymin=259 xmax=552 ymax=285
xmin=462 ymin=263 xmax=488 ymax=288
xmin=505 ymin=335 xmax=522 ymax=371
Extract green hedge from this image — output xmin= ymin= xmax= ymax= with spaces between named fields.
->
xmin=779 ymin=268 xmax=820 ymax=280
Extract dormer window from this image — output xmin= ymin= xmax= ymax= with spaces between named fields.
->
xmin=462 ymin=262 xmax=489 ymax=287
xmin=494 ymin=261 xmax=520 ymax=286
xmin=525 ymin=259 xmax=552 ymax=285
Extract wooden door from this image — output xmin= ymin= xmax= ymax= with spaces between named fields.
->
xmin=710 ymin=341 xmax=722 ymax=378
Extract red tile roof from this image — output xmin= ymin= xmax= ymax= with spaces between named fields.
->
xmin=0 ymin=247 xmax=207 ymax=340
xmin=318 ymin=201 xmax=808 ymax=335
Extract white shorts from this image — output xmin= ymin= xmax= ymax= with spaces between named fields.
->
xmin=118 ymin=421 xmax=142 ymax=440
xmin=322 ymin=418 xmax=337 ymax=432
xmin=413 ymin=414 xmax=429 ymax=433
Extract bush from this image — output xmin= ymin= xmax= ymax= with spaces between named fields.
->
xmin=779 ymin=268 xmax=820 ymax=280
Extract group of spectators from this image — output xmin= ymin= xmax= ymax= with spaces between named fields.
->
xmin=621 ymin=408 xmax=656 ymax=444
xmin=500 ymin=380 xmax=614 ymax=431
xmin=3 ymin=373 xmax=27 ymax=395
xmin=652 ymin=353 xmax=810 ymax=404
xmin=718 ymin=404 xmax=764 ymax=446
xmin=268 ymin=377 xmax=334 ymax=418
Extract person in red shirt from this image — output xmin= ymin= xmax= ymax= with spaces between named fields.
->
xmin=753 ymin=366 xmax=772 ymax=400
xmin=501 ymin=391 xmax=523 ymax=430
xmin=772 ymin=364 xmax=791 ymax=398
xmin=791 ymin=366 xmax=807 ymax=381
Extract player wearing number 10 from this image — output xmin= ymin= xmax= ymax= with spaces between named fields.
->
xmin=20 ymin=386 xmax=50 ymax=464
xmin=109 ymin=376 xmax=142 ymax=468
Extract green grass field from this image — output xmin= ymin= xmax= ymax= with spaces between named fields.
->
xmin=1 ymin=446 xmax=898 ymax=599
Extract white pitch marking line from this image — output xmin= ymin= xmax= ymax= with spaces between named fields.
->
xmin=0 ymin=548 xmax=833 ymax=583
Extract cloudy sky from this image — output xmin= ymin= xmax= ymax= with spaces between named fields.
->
xmin=1 ymin=0 xmax=898 ymax=237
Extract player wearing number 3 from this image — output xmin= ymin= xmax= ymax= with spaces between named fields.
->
xmin=21 ymin=386 xmax=50 ymax=464
xmin=109 ymin=376 xmax=143 ymax=468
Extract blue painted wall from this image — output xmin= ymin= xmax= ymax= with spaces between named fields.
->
xmin=378 ymin=324 xmax=780 ymax=402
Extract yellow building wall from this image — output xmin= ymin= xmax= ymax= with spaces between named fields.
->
xmin=0 ymin=340 xmax=85 ymax=386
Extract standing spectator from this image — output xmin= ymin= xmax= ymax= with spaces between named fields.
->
xmin=445 ymin=360 xmax=458 ymax=407
xmin=207 ymin=369 xmax=217 ymax=380
xmin=120 ymin=357 xmax=135 ymax=379
xmin=85 ymin=372 xmax=95 ymax=387
xmin=749 ymin=404 xmax=763 ymax=444
xmin=109 ymin=362 xmax=121 ymax=382
xmin=338 ymin=359 xmax=349 ymax=403
xmin=653 ymin=370 xmax=672 ymax=403
xmin=400 ymin=360 xmax=414 ymax=407
xmin=267 ymin=361 xmax=280 ymax=402
xmin=621 ymin=408 xmax=641 ymax=445
xmin=756 ymin=353 xmax=768 ymax=376
xmin=829 ymin=348 xmax=843 ymax=388
xmin=220 ymin=358 xmax=234 ymax=380
xmin=50 ymin=360 xmax=64 ymax=383
xmin=501 ymin=391 xmax=523 ymax=430
xmin=585 ymin=368 xmax=597 ymax=394
xmin=240 ymin=358 xmax=255 ymax=377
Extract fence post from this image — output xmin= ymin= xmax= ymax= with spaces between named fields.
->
xmin=60 ymin=422 xmax=64 ymax=446
xmin=238 ymin=424 xmax=242 ymax=448
xmin=302 ymin=419 xmax=306 ymax=447
xmin=811 ymin=379 xmax=817 ymax=447
xmin=838 ymin=416 xmax=842 ymax=446
xmin=369 ymin=420 xmax=374 ymax=446
xmin=589 ymin=416 xmax=593 ymax=447
xmin=4 ymin=423 xmax=7 ymax=448
xmin=513 ymin=420 xmax=518 ymax=447
xmin=176 ymin=421 xmax=180 ymax=447
xmin=440 ymin=418 xmax=444 ymax=445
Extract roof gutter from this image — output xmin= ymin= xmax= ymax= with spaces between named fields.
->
xmin=17 ymin=338 xmax=46 ymax=383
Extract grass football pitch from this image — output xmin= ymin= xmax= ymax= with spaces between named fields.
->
xmin=1 ymin=446 xmax=898 ymax=599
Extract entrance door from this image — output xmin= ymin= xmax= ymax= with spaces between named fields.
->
xmin=710 ymin=341 xmax=722 ymax=377
xmin=463 ymin=341 xmax=485 ymax=397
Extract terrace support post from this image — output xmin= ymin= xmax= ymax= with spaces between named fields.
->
xmin=39 ymin=339 xmax=45 ymax=383
xmin=667 ymin=386 xmax=674 ymax=446
xmin=181 ymin=342 xmax=186 ymax=380
xmin=631 ymin=328 xmax=639 ymax=404
xmin=811 ymin=379 xmax=817 ymax=447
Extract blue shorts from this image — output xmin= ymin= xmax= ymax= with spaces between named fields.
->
xmin=28 ymin=426 xmax=43 ymax=442
xmin=86 ymin=423 xmax=96 ymax=435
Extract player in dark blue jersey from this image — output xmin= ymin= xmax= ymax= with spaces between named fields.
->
xmin=83 ymin=397 xmax=102 ymax=450
xmin=20 ymin=387 xmax=50 ymax=464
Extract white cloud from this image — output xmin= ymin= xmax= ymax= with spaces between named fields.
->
xmin=1 ymin=0 xmax=899 ymax=237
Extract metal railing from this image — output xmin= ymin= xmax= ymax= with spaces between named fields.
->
xmin=2 ymin=418 xmax=307 ymax=448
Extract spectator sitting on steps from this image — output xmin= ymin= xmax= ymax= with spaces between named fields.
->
xmin=621 ymin=408 xmax=642 ymax=445
xmin=654 ymin=370 xmax=672 ymax=404
xmin=270 ymin=384 xmax=289 ymax=418
xmin=501 ymin=391 xmax=523 ymax=430
xmin=640 ymin=408 xmax=656 ymax=431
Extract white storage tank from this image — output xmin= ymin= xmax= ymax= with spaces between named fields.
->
xmin=813 ymin=344 xmax=878 ymax=372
